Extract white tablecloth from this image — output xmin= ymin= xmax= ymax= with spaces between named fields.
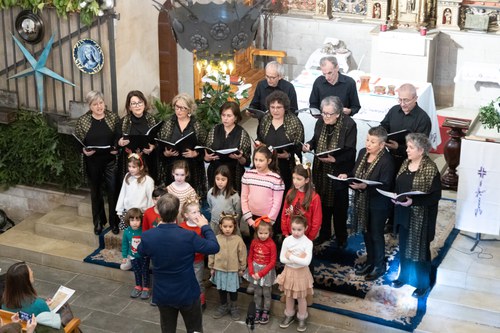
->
xmin=292 ymin=70 xmax=441 ymax=153
xmin=456 ymin=139 xmax=500 ymax=236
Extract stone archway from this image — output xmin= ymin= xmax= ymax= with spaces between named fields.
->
xmin=158 ymin=4 xmax=178 ymax=102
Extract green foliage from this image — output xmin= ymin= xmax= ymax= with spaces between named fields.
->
xmin=478 ymin=97 xmax=500 ymax=132
xmin=195 ymin=71 xmax=249 ymax=132
xmin=0 ymin=0 xmax=101 ymax=25
xmin=152 ymin=98 xmax=174 ymax=122
xmin=0 ymin=110 xmax=81 ymax=189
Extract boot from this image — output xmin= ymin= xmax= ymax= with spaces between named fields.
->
xmin=200 ymin=292 xmax=206 ymax=311
xmin=212 ymin=304 xmax=229 ymax=319
xmin=230 ymin=303 xmax=240 ymax=321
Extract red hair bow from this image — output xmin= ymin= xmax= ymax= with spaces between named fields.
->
xmin=254 ymin=215 xmax=271 ymax=228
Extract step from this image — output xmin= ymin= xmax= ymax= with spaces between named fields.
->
xmin=34 ymin=205 xmax=99 ymax=248
xmin=0 ymin=217 xmax=132 ymax=284
xmin=436 ymin=234 xmax=500 ymax=295
xmin=426 ymin=285 xmax=500 ymax=327
xmin=416 ymin=313 xmax=500 ymax=333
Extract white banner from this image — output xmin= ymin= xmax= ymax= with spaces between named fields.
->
xmin=456 ymin=139 xmax=500 ymax=236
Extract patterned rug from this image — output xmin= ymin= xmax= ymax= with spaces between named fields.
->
xmin=84 ymin=199 xmax=457 ymax=331
xmin=308 ymin=198 xmax=458 ymax=331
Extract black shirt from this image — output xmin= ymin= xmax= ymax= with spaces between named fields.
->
xmin=250 ymin=79 xmax=298 ymax=113
xmin=380 ymin=103 xmax=431 ymax=158
xmin=309 ymin=73 xmax=361 ymax=115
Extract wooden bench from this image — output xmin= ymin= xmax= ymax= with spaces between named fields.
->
xmin=0 ymin=90 xmax=19 ymax=124
xmin=0 ymin=309 xmax=81 ymax=333
xmin=193 ymin=46 xmax=287 ymax=107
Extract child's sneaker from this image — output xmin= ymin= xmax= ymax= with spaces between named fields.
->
xmin=212 ymin=304 xmax=229 ymax=319
xmin=230 ymin=304 xmax=240 ymax=321
xmin=254 ymin=310 xmax=262 ymax=324
xmin=297 ymin=318 xmax=307 ymax=332
xmin=140 ymin=289 xmax=151 ymax=300
xmin=280 ymin=315 xmax=295 ymax=328
xmin=260 ymin=310 xmax=270 ymax=324
xmin=130 ymin=287 xmax=142 ymax=298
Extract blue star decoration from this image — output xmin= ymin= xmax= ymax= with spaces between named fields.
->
xmin=8 ymin=33 xmax=75 ymax=113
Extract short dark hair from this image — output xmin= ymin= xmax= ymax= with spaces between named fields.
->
xmin=124 ymin=208 xmax=143 ymax=227
xmin=291 ymin=214 xmax=308 ymax=228
xmin=220 ymin=101 xmax=242 ymax=124
xmin=157 ymin=193 xmax=180 ymax=223
xmin=265 ymin=90 xmax=290 ymax=112
xmin=368 ymin=126 xmax=388 ymax=142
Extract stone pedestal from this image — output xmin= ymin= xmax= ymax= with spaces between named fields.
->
xmin=436 ymin=0 xmax=463 ymax=30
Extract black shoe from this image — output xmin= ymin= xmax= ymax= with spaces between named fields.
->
xmin=355 ymin=264 xmax=373 ymax=276
xmin=365 ymin=267 xmax=385 ymax=281
xmin=112 ymin=226 xmax=119 ymax=234
xmin=412 ymin=288 xmax=428 ymax=298
xmin=391 ymin=279 xmax=404 ymax=288
xmin=94 ymin=224 xmax=103 ymax=235
xmin=337 ymin=240 xmax=347 ymax=249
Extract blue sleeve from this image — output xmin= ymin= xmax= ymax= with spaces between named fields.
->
xmin=193 ymin=225 xmax=220 ymax=255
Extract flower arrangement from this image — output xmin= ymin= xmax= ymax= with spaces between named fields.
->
xmin=478 ymin=97 xmax=500 ymax=132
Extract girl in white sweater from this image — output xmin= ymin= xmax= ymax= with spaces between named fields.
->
xmin=276 ymin=215 xmax=314 ymax=332
xmin=116 ymin=153 xmax=154 ymax=229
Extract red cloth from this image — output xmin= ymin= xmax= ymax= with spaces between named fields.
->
xmin=430 ymin=115 xmax=471 ymax=154
xmin=179 ymin=221 xmax=205 ymax=263
xmin=248 ymin=237 xmax=277 ymax=278
xmin=142 ymin=206 xmax=161 ymax=232
xmin=281 ymin=190 xmax=322 ymax=241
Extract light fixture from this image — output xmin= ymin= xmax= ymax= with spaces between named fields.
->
xmin=153 ymin=0 xmax=269 ymax=62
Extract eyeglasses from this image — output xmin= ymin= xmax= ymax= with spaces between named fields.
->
xmin=175 ymin=104 xmax=189 ymax=112
xmin=265 ymin=75 xmax=279 ymax=80
xmin=398 ymin=97 xmax=416 ymax=105
xmin=321 ymin=112 xmax=337 ymax=118
xmin=130 ymin=101 xmax=144 ymax=107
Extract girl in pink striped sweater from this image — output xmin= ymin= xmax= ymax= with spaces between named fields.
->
xmin=241 ymin=145 xmax=285 ymax=240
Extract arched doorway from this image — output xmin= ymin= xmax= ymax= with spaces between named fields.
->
xmin=158 ymin=4 xmax=178 ymax=102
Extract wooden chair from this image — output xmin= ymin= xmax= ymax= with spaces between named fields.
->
xmin=0 ymin=309 xmax=81 ymax=333
xmin=193 ymin=46 xmax=287 ymax=107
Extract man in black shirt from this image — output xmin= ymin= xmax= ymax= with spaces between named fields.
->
xmin=248 ymin=61 xmax=298 ymax=118
xmin=309 ymin=56 xmax=360 ymax=116
xmin=380 ymin=83 xmax=431 ymax=171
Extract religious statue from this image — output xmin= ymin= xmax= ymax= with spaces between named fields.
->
xmin=443 ymin=8 xmax=452 ymax=24
xmin=373 ymin=2 xmax=381 ymax=18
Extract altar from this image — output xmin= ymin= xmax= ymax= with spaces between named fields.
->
xmin=292 ymin=69 xmax=441 ymax=153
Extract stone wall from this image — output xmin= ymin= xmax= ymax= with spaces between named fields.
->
xmin=266 ymin=15 xmax=500 ymax=108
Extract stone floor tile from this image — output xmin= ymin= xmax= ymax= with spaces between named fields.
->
xmin=129 ymin=320 xmax=161 ymax=333
xmin=69 ymin=304 xmax=94 ymax=322
xmin=111 ymin=283 xmax=137 ymax=298
xmin=72 ymin=291 xmax=132 ymax=315
xmin=29 ymin=261 xmax=79 ymax=285
xmin=119 ymin=299 xmax=161 ymax=324
xmin=81 ymin=310 xmax=139 ymax=333
xmin=79 ymin=325 xmax=111 ymax=333
xmin=0 ymin=257 xmax=19 ymax=271
xmin=65 ymin=273 xmax=123 ymax=295
xmin=32 ymin=279 xmax=62 ymax=299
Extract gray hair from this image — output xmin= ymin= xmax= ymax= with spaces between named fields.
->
xmin=319 ymin=56 xmax=338 ymax=67
xmin=265 ymin=61 xmax=284 ymax=77
xmin=398 ymin=83 xmax=417 ymax=98
xmin=406 ymin=132 xmax=431 ymax=154
xmin=368 ymin=126 xmax=388 ymax=142
xmin=320 ymin=96 xmax=343 ymax=114
xmin=86 ymin=91 xmax=104 ymax=106
xmin=156 ymin=193 xmax=180 ymax=223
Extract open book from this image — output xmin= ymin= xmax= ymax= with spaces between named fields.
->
xmin=376 ymin=188 xmax=426 ymax=200
xmin=387 ymin=129 xmax=409 ymax=142
xmin=72 ymin=133 xmax=111 ymax=150
xmin=315 ymin=148 xmax=341 ymax=158
xmin=123 ymin=121 xmax=164 ymax=151
xmin=271 ymin=142 xmax=296 ymax=153
xmin=194 ymin=146 xmax=239 ymax=155
xmin=244 ymin=107 xmax=268 ymax=118
xmin=327 ymin=174 xmax=383 ymax=186
xmin=49 ymin=286 xmax=75 ymax=313
xmin=155 ymin=131 xmax=195 ymax=151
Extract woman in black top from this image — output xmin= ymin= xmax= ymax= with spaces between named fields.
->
xmin=338 ymin=126 xmax=394 ymax=280
xmin=158 ymin=93 xmax=207 ymax=198
xmin=391 ymin=133 xmax=441 ymax=298
xmin=75 ymin=91 xmax=119 ymax=234
xmin=116 ymin=90 xmax=159 ymax=183
xmin=204 ymin=101 xmax=251 ymax=192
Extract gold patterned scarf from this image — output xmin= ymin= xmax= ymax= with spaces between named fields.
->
xmin=397 ymin=155 xmax=438 ymax=261
xmin=351 ymin=149 xmax=385 ymax=234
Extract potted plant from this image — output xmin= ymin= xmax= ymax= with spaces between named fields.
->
xmin=478 ymin=97 xmax=500 ymax=132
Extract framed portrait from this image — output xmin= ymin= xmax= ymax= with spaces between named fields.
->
xmin=15 ymin=10 xmax=44 ymax=44
xmin=73 ymin=39 xmax=104 ymax=75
